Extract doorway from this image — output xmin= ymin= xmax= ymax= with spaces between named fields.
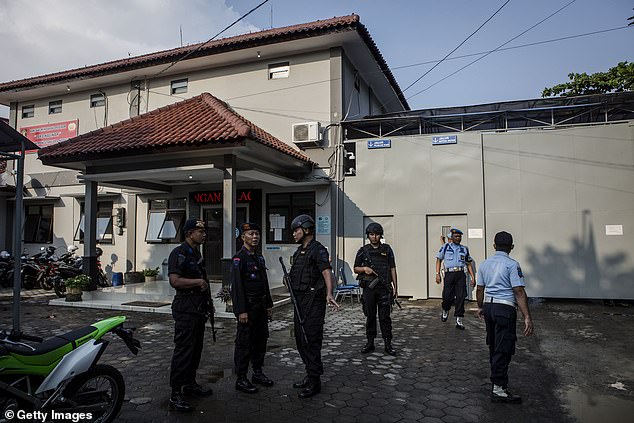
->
xmin=203 ymin=205 xmax=248 ymax=278
xmin=426 ymin=214 xmax=467 ymax=298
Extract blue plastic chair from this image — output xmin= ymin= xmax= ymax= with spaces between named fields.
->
xmin=334 ymin=267 xmax=361 ymax=304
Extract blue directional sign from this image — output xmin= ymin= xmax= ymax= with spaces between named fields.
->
xmin=432 ymin=135 xmax=458 ymax=145
xmin=367 ymin=139 xmax=391 ymax=149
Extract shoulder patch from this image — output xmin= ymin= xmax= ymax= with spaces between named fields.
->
xmin=517 ymin=266 xmax=523 ymax=278
xmin=233 ymin=257 xmax=241 ymax=266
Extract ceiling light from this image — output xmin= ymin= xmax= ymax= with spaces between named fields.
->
xmin=257 ymin=51 xmax=261 ymax=58
xmin=188 ymin=175 xmax=193 ymax=179
xmin=66 ymin=85 xmax=71 ymax=92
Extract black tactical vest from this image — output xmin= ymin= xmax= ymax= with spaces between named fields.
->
xmin=362 ymin=244 xmax=392 ymax=285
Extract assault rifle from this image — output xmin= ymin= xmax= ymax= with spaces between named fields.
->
xmin=362 ymin=248 xmax=402 ymax=310
xmin=279 ymin=257 xmax=308 ymax=344
xmin=206 ymin=281 xmax=217 ymax=342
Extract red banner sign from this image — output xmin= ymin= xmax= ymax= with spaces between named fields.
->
xmin=192 ymin=190 xmax=254 ymax=204
xmin=20 ymin=120 xmax=78 ymax=149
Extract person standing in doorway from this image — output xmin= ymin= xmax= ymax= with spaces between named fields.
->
xmin=435 ymin=228 xmax=476 ymax=329
xmin=288 ymin=214 xmax=340 ymax=398
xmin=231 ymin=222 xmax=274 ymax=394
xmin=476 ymin=231 xmax=534 ymax=403
xmin=167 ymin=219 xmax=214 ymax=412
xmin=354 ymin=222 xmax=398 ymax=356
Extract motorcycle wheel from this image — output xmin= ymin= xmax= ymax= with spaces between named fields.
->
xmin=53 ymin=277 xmax=66 ymax=298
xmin=21 ymin=274 xmax=35 ymax=290
xmin=97 ymin=271 xmax=110 ymax=288
xmin=61 ymin=364 xmax=125 ymax=423
xmin=41 ymin=276 xmax=54 ymax=290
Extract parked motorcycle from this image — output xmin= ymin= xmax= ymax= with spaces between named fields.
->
xmin=20 ymin=247 xmax=56 ymax=290
xmin=52 ymin=246 xmax=109 ymax=298
xmin=0 ymin=316 xmax=140 ymax=423
xmin=0 ymin=251 xmax=14 ymax=288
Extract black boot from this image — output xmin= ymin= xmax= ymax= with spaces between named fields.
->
xmin=298 ymin=378 xmax=321 ymax=398
xmin=235 ymin=376 xmax=258 ymax=394
xmin=293 ymin=376 xmax=309 ymax=389
xmin=168 ymin=391 xmax=194 ymax=412
xmin=361 ymin=337 xmax=375 ymax=354
xmin=252 ymin=370 xmax=274 ymax=387
xmin=384 ymin=338 xmax=396 ymax=356
xmin=182 ymin=383 xmax=213 ymax=397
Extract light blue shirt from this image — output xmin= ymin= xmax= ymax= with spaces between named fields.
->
xmin=476 ymin=251 xmax=525 ymax=303
xmin=436 ymin=243 xmax=472 ymax=268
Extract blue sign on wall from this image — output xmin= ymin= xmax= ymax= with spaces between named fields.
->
xmin=367 ymin=139 xmax=391 ymax=149
xmin=432 ymin=135 xmax=458 ymax=145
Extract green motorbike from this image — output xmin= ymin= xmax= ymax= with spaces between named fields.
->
xmin=0 ymin=316 xmax=140 ymax=423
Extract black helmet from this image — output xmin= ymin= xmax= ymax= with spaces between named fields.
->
xmin=291 ymin=214 xmax=315 ymax=231
xmin=365 ymin=222 xmax=384 ymax=236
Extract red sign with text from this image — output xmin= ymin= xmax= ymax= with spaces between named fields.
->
xmin=192 ymin=190 xmax=254 ymax=204
xmin=20 ymin=120 xmax=78 ymax=150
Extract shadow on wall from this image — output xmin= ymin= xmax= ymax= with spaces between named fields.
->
xmin=526 ymin=210 xmax=634 ymax=299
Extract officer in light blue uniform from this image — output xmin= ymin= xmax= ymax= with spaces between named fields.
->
xmin=476 ymin=231 xmax=534 ymax=404
xmin=435 ymin=228 xmax=476 ymax=329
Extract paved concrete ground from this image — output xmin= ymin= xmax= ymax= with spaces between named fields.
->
xmin=1 ymin=292 xmax=633 ymax=423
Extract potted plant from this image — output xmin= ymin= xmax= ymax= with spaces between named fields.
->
xmin=142 ymin=267 xmax=160 ymax=282
xmin=64 ymin=274 xmax=91 ymax=302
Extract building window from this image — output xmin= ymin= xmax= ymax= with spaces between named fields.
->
xmin=21 ymin=105 xmax=35 ymax=119
xmin=90 ymin=93 xmax=105 ymax=108
xmin=145 ymin=198 xmax=186 ymax=243
xmin=24 ymin=205 xmax=53 ymax=243
xmin=48 ymin=100 xmax=62 ymax=114
xmin=74 ymin=201 xmax=113 ymax=244
xmin=268 ymin=62 xmax=290 ymax=79
xmin=266 ymin=192 xmax=315 ymax=243
xmin=170 ymin=79 xmax=188 ymax=95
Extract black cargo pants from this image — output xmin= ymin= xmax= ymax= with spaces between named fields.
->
xmin=293 ymin=288 xmax=326 ymax=381
xmin=483 ymin=303 xmax=517 ymax=387
xmin=362 ymin=285 xmax=392 ymax=340
xmin=170 ymin=295 xmax=207 ymax=390
xmin=234 ymin=303 xmax=269 ymax=377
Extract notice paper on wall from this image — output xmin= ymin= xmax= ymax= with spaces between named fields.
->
xmin=274 ymin=228 xmax=283 ymax=241
xmin=269 ymin=214 xmax=285 ymax=229
xmin=468 ymin=228 xmax=483 ymax=239
xmin=605 ymin=225 xmax=623 ymax=236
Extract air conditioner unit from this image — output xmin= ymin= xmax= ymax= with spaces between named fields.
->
xmin=292 ymin=122 xmax=321 ymax=147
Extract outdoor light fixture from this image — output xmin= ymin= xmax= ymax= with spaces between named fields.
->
xmin=66 ymin=85 xmax=71 ymax=92
xmin=257 ymin=51 xmax=261 ymax=58
xmin=188 ymin=175 xmax=193 ymax=179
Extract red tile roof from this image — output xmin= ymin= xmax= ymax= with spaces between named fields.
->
xmin=0 ymin=14 xmax=407 ymax=109
xmin=38 ymin=93 xmax=313 ymax=164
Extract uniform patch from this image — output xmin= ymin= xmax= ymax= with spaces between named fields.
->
xmin=233 ymin=258 xmax=241 ymax=266
xmin=517 ymin=266 xmax=523 ymax=278
xmin=176 ymin=254 xmax=186 ymax=267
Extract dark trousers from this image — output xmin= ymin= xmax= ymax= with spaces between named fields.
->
xmin=362 ymin=286 xmax=392 ymax=340
xmin=294 ymin=289 xmax=326 ymax=381
xmin=483 ymin=303 xmax=517 ymax=387
xmin=234 ymin=306 xmax=269 ymax=377
xmin=441 ymin=271 xmax=467 ymax=317
xmin=170 ymin=307 xmax=206 ymax=390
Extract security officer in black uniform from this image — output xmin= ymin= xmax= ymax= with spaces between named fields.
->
xmin=167 ymin=219 xmax=214 ymax=412
xmin=231 ymin=222 xmax=274 ymax=394
xmin=353 ymin=222 xmax=398 ymax=356
xmin=288 ymin=214 xmax=340 ymax=398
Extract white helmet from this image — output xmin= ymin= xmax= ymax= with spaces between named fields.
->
xmin=67 ymin=245 xmax=79 ymax=253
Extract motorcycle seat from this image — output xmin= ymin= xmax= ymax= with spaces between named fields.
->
xmin=1 ymin=325 xmax=98 ymax=356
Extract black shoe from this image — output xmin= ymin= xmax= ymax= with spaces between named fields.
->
xmin=182 ymin=383 xmax=213 ymax=397
xmin=361 ymin=339 xmax=375 ymax=354
xmin=441 ymin=310 xmax=448 ymax=322
xmin=293 ymin=376 xmax=309 ymax=389
xmin=169 ymin=392 xmax=194 ymax=412
xmin=384 ymin=339 xmax=396 ymax=356
xmin=491 ymin=387 xmax=522 ymax=404
xmin=235 ymin=377 xmax=258 ymax=394
xmin=252 ymin=371 xmax=274 ymax=387
xmin=298 ymin=380 xmax=321 ymax=398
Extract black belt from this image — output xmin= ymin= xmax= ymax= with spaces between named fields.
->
xmin=175 ymin=290 xmax=204 ymax=296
